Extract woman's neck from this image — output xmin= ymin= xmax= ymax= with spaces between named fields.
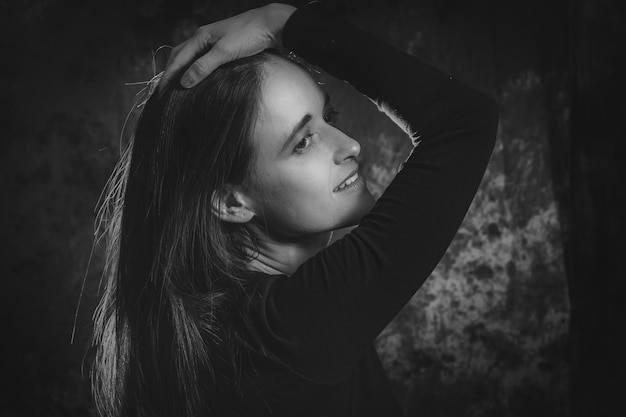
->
xmin=245 ymin=223 xmax=333 ymax=276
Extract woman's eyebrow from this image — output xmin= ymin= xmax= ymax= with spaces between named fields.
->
xmin=279 ymin=92 xmax=331 ymax=154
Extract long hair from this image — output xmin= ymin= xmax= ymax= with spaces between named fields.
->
xmin=92 ymin=50 xmax=277 ymax=417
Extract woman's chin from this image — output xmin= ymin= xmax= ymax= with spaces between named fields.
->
xmin=337 ymin=194 xmax=376 ymax=229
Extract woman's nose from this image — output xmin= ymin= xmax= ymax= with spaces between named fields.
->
xmin=332 ymin=129 xmax=361 ymax=164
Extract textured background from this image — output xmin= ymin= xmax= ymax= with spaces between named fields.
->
xmin=1 ymin=0 xmax=623 ymax=416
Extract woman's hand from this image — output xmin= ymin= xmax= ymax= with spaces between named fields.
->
xmin=161 ymin=3 xmax=296 ymax=89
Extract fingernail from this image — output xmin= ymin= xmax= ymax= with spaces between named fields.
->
xmin=181 ymin=74 xmax=193 ymax=88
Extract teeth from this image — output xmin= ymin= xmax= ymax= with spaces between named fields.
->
xmin=337 ymin=173 xmax=358 ymax=191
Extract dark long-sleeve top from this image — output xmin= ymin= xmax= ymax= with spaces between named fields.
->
xmin=216 ymin=2 xmax=499 ymax=416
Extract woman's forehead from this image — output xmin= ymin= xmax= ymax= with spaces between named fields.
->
xmin=259 ymin=59 xmax=325 ymax=116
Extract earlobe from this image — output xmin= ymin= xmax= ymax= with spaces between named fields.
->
xmin=211 ymin=185 xmax=255 ymax=224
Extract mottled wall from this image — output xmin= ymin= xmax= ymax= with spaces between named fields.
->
xmin=1 ymin=0 xmax=577 ymax=416
xmin=371 ymin=71 xmax=569 ymax=415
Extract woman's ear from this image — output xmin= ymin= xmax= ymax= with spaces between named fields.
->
xmin=211 ymin=185 xmax=256 ymax=223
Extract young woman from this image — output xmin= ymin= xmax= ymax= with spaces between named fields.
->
xmin=92 ymin=2 xmax=498 ymax=416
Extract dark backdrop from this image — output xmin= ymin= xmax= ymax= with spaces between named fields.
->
xmin=1 ymin=0 xmax=623 ymax=416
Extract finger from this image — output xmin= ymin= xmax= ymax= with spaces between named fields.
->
xmin=162 ymin=27 xmax=216 ymax=88
xmin=180 ymin=43 xmax=231 ymax=88
xmin=159 ymin=42 xmax=187 ymax=90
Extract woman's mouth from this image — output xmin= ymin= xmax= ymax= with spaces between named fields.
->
xmin=334 ymin=171 xmax=364 ymax=192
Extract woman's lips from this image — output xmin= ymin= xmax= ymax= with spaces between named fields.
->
xmin=334 ymin=170 xmax=363 ymax=192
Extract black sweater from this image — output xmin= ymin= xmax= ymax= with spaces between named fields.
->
xmin=217 ymin=2 xmax=499 ymax=416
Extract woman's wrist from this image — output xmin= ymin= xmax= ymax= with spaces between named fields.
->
xmin=266 ymin=3 xmax=297 ymax=50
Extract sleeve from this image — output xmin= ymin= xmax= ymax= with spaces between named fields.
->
xmin=244 ymin=1 xmax=499 ymax=383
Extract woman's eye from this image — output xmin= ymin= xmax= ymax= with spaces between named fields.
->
xmin=292 ymin=109 xmax=339 ymax=155
xmin=293 ymin=134 xmax=313 ymax=154
xmin=324 ymin=108 xmax=340 ymax=125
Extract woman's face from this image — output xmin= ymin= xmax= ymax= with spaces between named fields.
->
xmin=243 ymin=57 xmax=375 ymax=238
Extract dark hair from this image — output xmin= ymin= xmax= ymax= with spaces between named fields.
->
xmin=92 ymin=50 xmax=279 ymax=417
